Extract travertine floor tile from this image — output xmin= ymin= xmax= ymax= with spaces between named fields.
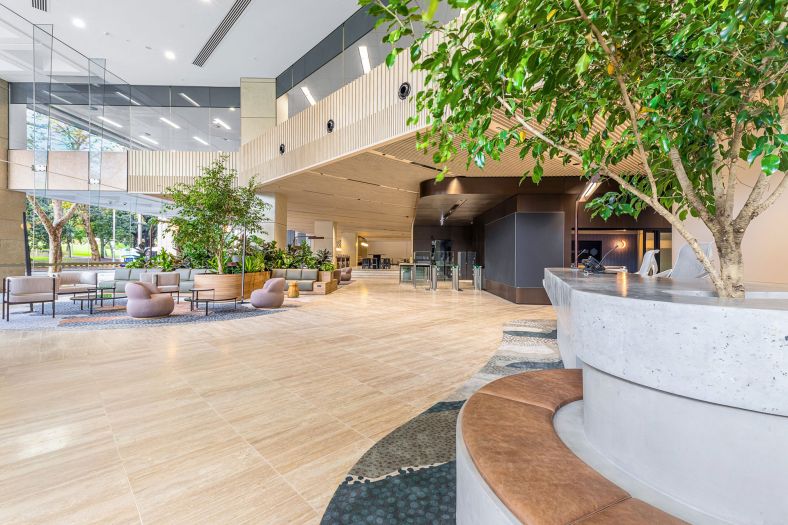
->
xmin=0 ymin=276 xmax=553 ymax=523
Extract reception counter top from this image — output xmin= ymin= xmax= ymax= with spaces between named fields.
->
xmin=544 ymin=268 xmax=788 ymax=523
xmin=544 ymin=268 xmax=788 ymax=415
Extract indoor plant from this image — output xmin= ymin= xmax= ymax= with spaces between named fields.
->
xmin=368 ymin=0 xmax=787 ymax=298
xmin=165 ymin=156 xmax=270 ymax=299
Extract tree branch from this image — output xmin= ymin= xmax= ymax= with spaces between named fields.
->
xmin=54 ymin=200 xmax=80 ymax=228
xmin=736 ymin=171 xmax=788 ymax=229
xmin=26 ymin=195 xmax=54 ymax=234
xmin=572 ymin=0 xmax=659 ymax=200
xmin=496 ymin=96 xmax=583 ymax=162
xmin=669 ymin=147 xmax=713 ymax=225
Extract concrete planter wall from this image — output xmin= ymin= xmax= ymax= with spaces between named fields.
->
xmin=544 ymin=268 xmax=788 ymax=523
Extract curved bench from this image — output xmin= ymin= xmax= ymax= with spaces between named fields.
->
xmin=458 ymin=369 xmax=685 ymax=524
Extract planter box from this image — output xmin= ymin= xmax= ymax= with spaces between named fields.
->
xmin=193 ymin=271 xmax=268 ymax=300
xmin=318 ymin=271 xmax=336 ymax=283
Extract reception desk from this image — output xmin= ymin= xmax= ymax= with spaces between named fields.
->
xmin=544 ymin=268 xmax=788 ymax=524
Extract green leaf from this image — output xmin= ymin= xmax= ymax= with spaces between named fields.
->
xmin=385 ymin=51 xmax=397 ymax=68
xmin=575 ymin=52 xmax=592 ymax=76
xmin=760 ymin=154 xmax=779 ymax=174
xmin=532 ymin=163 xmax=543 ymax=183
xmin=660 ymin=136 xmax=670 ymax=153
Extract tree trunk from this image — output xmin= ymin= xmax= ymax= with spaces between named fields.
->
xmin=50 ymin=230 xmax=62 ymax=272
xmin=78 ymin=207 xmax=101 ymax=262
xmin=716 ymin=235 xmax=746 ymax=299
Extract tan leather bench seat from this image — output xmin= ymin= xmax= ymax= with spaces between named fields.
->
xmin=461 ymin=370 xmax=685 ymax=525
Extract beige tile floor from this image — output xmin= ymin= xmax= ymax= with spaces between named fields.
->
xmin=0 ymin=275 xmax=555 ymax=524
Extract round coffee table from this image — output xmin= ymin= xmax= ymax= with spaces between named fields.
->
xmin=287 ymin=281 xmax=300 ymax=298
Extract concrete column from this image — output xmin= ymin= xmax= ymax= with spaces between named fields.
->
xmin=258 ymin=193 xmax=287 ymax=247
xmin=312 ymin=220 xmax=336 ymax=260
xmin=339 ymin=231 xmax=358 ymax=267
xmin=240 ymin=78 xmax=277 ymax=144
xmin=0 ymin=80 xmax=27 ymax=282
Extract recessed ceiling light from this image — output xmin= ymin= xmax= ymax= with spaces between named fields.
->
xmin=139 ymin=135 xmax=159 ymax=145
xmin=115 ymin=91 xmax=141 ymax=105
xmin=358 ymin=46 xmax=371 ymax=74
xmin=228 ymin=107 xmax=236 ymax=112
xmin=159 ymin=117 xmax=181 ymax=129
xmin=72 ymin=18 xmax=86 ymax=29
xmin=213 ymin=118 xmax=231 ymax=130
xmin=97 ymin=116 xmax=122 ymax=128
xmin=301 ymin=86 xmax=316 ymax=106
xmin=164 ymin=50 xmax=176 ymax=61
xmin=179 ymin=92 xmax=200 ymax=107
xmin=193 ymin=136 xmax=209 ymax=146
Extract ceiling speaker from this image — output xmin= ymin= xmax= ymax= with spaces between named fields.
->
xmin=398 ymin=82 xmax=411 ymax=100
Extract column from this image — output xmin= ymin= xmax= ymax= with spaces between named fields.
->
xmin=240 ymin=78 xmax=277 ymax=144
xmin=312 ymin=220 xmax=336 ymax=260
xmin=258 ymin=193 xmax=287 ymax=247
xmin=0 ymin=80 xmax=27 ymax=281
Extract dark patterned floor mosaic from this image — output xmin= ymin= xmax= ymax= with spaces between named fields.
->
xmin=321 ymin=319 xmax=562 ymax=524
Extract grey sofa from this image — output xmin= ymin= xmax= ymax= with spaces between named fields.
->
xmin=3 ymin=276 xmax=57 ymax=320
xmin=52 ymin=271 xmax=98 ymax=295
xmin=271 ymin=269 xmax=319 ymax=292
xmin=175 ymin=268 xmax=211 ymax=293
xmin=107 ymin=268 xmax=158 ymax=292
xmin=107 ymin=268 xmax=210 ymax=294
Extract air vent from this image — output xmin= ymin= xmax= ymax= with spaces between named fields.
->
xmin=32 ymin=0 xmax=47 ymax=11
xmin=192 ymin=0 xmax=251 ymax=67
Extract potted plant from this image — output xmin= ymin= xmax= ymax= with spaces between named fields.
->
xmin=165 ymin=156 xmax=270 ymax=299
xmin=315 ymin=249 xmax=335 ymax=282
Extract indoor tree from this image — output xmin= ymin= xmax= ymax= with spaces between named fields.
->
xmin=26 ymin=196 xmax=80 ymax=271
xmin=165 ymin=156 xmax=270 ymax=274
xmin=365 ymin=0 xmax=787 ymax=297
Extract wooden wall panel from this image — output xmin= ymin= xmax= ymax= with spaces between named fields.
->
xmin=239 ymin=33 xmax=440 ymax=186
xmin=128 ymin=151 xmax=239 ymax=193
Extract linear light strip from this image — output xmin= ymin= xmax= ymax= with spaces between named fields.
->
xmin=159 ymin=117 xmax=181 ymax=129
xmin=115 ymin=91 xmax=141 ymax=105
xmin=98 ymin=116 xmax=123 ymax=128
xmin=358 ymin=46 xmax=371 ymax=74
xmin=301 ymin=86 xmax=316 ymax=106
xmin=179 ymin=92 xmax=200 ymax=107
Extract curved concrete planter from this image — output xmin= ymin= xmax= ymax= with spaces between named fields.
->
xmin=544 ymin=268 xmax=788 ymax=524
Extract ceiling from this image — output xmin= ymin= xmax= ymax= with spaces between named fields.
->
xmin=260 ymin=130 xmax=594 ymax=239
xmin=0 ymin=0 xmax=361 ymax=86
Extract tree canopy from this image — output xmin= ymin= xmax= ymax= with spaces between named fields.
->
xmin=165 ymin=157 xmax=270 ymax=274
xmin=365 ymin=0 xmax=787 ymax=297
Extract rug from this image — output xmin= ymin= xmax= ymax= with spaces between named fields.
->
xmin=0 ymin=297 xmax=291 ymax=331
xmin=321 ymin=319 xmax=562 ymax=524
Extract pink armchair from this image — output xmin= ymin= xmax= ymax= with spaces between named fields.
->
xmin=250 ymin=278 xmax=285 ymax=308
xmin=125 ymin=282 xmax=175 ymax=318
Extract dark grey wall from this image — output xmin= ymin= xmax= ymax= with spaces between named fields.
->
xmin=483 ymin=214 xmax=516 ymax=286
xmin=412 ymin=225 xmax=475 ymax=253
xmin=515 ymin=212 xmax=565 ymax=287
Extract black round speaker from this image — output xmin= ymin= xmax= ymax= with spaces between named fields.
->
xmin=398 ymin=82 xmax=411 ymax=100
xmin=279 ymin=143 xmax=285 ymax=155
xmin=327 ymin=119 xmax=335 ymax=133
